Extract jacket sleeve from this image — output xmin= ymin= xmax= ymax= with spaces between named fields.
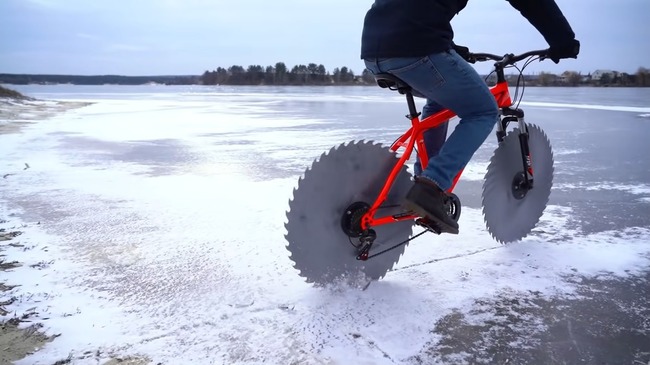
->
xmin=506 ymin=0 xmax=576 ymax=47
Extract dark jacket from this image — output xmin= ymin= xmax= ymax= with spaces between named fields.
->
xmin=361 ymin=0 xmax=576 ymax=59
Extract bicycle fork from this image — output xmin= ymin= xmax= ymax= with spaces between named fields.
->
xmin=498 ymin=107 xmax=534 ymax=195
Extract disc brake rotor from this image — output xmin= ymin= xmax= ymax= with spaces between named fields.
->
xmin=482 ymin=124 xmax=554 ymax=243
xmin=285 ymin=141 xmax=413 ymax=287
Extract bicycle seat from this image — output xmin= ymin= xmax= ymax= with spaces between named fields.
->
xmin=374 ymin=73 xmax=411 ymax=92
xmin=374 ymin=73 xmax=425 ymax=98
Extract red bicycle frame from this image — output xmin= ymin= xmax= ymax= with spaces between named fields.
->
xmin=361 ymin=81 xmax=514 ymax=230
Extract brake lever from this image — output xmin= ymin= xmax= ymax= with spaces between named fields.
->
xmin=461 ymin=53 xmax=476 ymax=64
xmin=538 ymin=48 xmax=551 ymax=61
xmin=472 ymin=55 xmax=486 ymax=63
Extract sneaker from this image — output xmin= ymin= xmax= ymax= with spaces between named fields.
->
xmin=403 ymin=177 xmax=459 ymax=234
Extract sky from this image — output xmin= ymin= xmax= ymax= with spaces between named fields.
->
xmin=0 ymin=0 xmax=648 ymax=76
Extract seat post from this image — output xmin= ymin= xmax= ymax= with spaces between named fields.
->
xmin=404 ymin=91 xmax=419 ymax=120
xmin=374 ymin=73 xmax=421 ymax=119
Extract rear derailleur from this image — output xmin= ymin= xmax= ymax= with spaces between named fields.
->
xmin=340 ymin=202 xmax=377 ymax=260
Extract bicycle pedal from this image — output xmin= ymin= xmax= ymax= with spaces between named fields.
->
xmin=415 ymin=218 xmax=442 ymax=235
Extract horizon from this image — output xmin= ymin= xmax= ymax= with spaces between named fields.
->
xmin=0 ymin=67 xmax=641 ymax=78
xmin=1 ymin=0 xmax=648 ymax=76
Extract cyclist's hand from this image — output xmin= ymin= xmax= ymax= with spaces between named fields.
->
xmin=548 ymin=39 xmax=580 ymax=64
xmin=452 ymin=44 xmax=473 ymax=63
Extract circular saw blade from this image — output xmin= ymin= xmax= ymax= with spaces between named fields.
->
xmin=482 ymin=124 xmax=554 ymax=243
xmin=285 ymin=140 xmax=413 ymax=287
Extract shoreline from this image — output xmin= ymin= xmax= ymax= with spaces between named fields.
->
xmin=0 ymin=218 xmax=55 ymax=365
xmin=0 ymin=96 xmax=80 ymax=364
xmin=0 ymin=97 xmax=149 ymax=365
xmin=0 ymin=98 xmax=92 ymax=135
xmin=0 ymin=215 xmax=151 ymax=365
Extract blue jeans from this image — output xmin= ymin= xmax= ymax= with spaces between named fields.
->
xmin=365 ymin=49 xmax=498 ymax=190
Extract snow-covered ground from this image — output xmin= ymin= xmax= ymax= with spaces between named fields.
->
xmin=1 ymin=86 xmax=649 ymax=364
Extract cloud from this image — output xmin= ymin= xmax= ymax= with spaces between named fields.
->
xmin=104 ymin=44 xmax=148 ymax=53
xmin=22 ymin=0 xmax=72 ymax=10
xmin=77 ymin=33 xmax=101 ymax=41
xmin=23 ymin=0 xmax=57 ymax=7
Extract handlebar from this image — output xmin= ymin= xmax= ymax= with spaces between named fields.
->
xmin=466 ymin=49 xmax=549 ymax=68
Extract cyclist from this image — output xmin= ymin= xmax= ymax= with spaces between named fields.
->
xmin=361 ymin=0 xmax=579 ymax=234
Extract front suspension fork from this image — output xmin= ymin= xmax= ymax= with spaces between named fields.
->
xmin=498 ymin=107 xmax=534 ymax=189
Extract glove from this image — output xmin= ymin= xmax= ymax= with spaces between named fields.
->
xmin=548 ymin=39 xmax=580 ymax=64
xmin=452 ymin=44 xmax=473 ymax=63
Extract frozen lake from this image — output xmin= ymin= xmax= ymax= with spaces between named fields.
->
xmin=1 ymin=84 xmax=650 ymax=364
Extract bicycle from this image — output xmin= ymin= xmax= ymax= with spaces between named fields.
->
xmin=285 ymin=49 xmax=555 ymax=287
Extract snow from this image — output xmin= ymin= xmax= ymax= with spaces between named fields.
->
xmin=1 ymin=91 xmax=649 ymax=365
xmin=520 ymin=101 xmax=650 ymax=114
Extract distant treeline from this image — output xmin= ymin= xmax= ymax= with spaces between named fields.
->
xmin=0 ymin=74 xmax=199 ymax=85
xmin=200 ymin=62 xmax=360 ymax=85
xmin=514 ymin=67 xmax=650 ymax=87
xmin=1 ymin=64 xmax=649 ymax=87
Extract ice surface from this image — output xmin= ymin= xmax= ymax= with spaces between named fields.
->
xmin=1 ymin=87 xmax=649 ymax=364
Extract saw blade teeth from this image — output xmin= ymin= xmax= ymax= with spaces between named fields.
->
xmin=481 ymin=124 xmax=554 ymax=244
xmin=284 ymin=141 xmax=413 ymax=286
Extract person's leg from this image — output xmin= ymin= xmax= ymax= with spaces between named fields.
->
xmin=364 ymin=60 xmax=449 ymax=177
xmin=365 ymin=50 xmax=498 ymax=233
xmin=367 ymin=50 xmax=497 ymax=190
xmin=414 ymin=100 xmax=448 ymax=177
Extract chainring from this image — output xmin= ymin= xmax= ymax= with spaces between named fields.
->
xmin=285 ymin=141 xmax=413 ymax=287
xmin=482 ymin=124 xmax=554 ymax=243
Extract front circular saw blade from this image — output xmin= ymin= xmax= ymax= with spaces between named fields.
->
xmin=482 ymin=124 xmax=554 ymax=243
xmin=285 ymin=141 xmax=413 ymax=287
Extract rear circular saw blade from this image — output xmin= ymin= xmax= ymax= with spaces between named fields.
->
xmin=285 ymin=140 xmax=413 ymax=287
xmin=482 ymin=124 xmax=554 ymax=243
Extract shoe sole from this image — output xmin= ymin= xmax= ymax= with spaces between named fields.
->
xmin=403 ymin=200 xmax=459 ymax=235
